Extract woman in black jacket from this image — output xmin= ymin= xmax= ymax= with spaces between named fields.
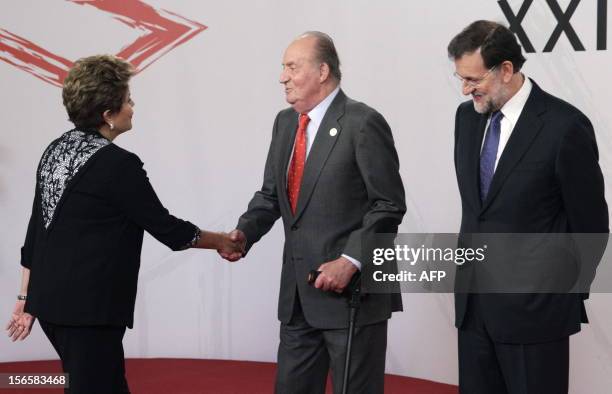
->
xmin=5 ymin=54 xmax=243 ymax=393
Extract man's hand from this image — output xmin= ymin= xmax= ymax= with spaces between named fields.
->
xmin=6 ymin=300 xmax=35 ymax=342
xmin=218 ymin=229 xmax=246 ymax=262
xmin=314 ymin=256 xmax=358 ymax=293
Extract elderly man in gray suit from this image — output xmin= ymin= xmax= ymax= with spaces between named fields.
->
xmin=220 ymin=31 xmax=406 ymax=394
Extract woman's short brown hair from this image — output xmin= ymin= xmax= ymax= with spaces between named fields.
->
xmin=62 ymin=55 xmax=133 ymax=129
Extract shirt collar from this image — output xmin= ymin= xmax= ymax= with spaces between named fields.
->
xmin=499 ymin=75 xmax=532 ymax=125
xmin=305 ymin=85 xmax=340 ymax=125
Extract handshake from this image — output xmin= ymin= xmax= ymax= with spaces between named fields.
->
xmin=215 ymin=229 xmax=247 ymax=262
xmin=209 ymin=228 xmax=358 ymax=293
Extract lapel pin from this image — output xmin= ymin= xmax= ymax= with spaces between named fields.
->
xmin=329 ymin=128 xmax=337 ymax=137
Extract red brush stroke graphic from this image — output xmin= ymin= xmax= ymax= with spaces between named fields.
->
xmin=0 ymin=0 xmax=206 ymax=87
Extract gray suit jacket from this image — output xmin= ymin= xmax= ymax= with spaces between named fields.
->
xmin=237 ymin=90 xmax=405 ymax=329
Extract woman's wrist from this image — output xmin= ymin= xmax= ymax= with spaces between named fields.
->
xmin=210 ymin=231 xmax=225 ymax=250
xmin=195 ymin=230 xmax=223 ymax=249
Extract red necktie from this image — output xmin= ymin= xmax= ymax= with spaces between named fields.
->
xmin=287 ymin=114 xmax=310 ymax=214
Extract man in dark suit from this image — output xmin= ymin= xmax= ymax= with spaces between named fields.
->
xmin=448 ymin=21 xmax=608 ymax=394
xmin=220 ymin=31 xmax=405 ymax=393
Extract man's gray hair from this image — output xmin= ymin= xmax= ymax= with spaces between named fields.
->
xmin=301 ymin=31 xmax=342 ymax=82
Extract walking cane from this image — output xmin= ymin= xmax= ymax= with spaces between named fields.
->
xmin=308 ymin=270 xmax=362 ymax=394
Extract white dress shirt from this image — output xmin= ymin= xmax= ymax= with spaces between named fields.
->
xmin=305 ymin=85 xmax=340 ymax=156
xmin=481 ymin=76 xmax=532 ymax=171
xmin=287 ymin=86 xmax=340 ymax=171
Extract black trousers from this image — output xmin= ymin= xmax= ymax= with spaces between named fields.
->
xmin=458 ymin=295 xmax=569 ymax=394
xmin=39 ymin=320 xmax=130 ymax=394
xmin=275 ymin=295 xmax=388 ymax=394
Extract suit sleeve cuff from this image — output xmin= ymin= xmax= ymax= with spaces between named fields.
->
xmin=342 ymin=254 xmax=362 ymax=271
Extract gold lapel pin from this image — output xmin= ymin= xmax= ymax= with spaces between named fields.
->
xmin=329 ymin=128 xmax=338 ymax=137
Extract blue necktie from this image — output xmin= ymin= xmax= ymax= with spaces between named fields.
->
xmin=480 ymin=110 xmax=503 ymax=202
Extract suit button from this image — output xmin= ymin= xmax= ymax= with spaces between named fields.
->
xmin=291 ymin=225 xmax=299 ymax=231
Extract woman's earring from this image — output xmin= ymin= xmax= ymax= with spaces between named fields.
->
xmin=108 ymin=122 xmax=114 ymax=130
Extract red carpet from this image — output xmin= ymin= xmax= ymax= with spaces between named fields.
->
xmin=0 ymin=359 xmax=458 ymax=394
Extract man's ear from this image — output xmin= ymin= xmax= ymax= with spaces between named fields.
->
xmin=319 ymin=62 xmax=330 ymax=83
xmin=500 ymin=60 xmax=515 ymax=83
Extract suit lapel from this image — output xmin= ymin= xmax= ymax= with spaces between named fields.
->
xmin=481 ymin=81 xmax=546 ymax=212
xmin=277 ymin=114 xmax=298 ymax=215
xmin=291 ymin=90 xmax=346 ymax=223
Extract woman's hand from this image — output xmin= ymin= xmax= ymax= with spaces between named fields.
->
xmin=6 ymin=300 xmax=35 ymax=341
xmin=217 ymin=230 xmax=246 ymax=262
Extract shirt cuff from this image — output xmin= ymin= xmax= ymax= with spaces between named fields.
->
xmin=342 ymin=254 xmax=362 ymax=271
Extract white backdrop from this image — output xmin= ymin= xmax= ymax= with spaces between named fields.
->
xmin=1 ymin=1 xmax=612 ymax=392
